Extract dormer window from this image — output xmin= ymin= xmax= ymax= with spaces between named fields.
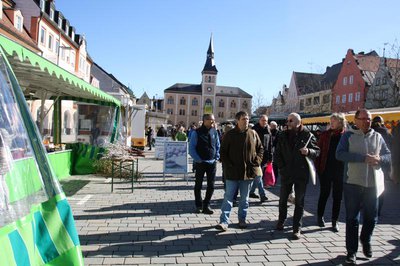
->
xmin=40 ymin=0 xmax=45 ymax=11
xmin=15 ymin=16 xmax=23 ymax=31
xmin=49 ymin=8 xmax=54 ymax=20
xmin=65 ymin=25 xmax=69 ymax=35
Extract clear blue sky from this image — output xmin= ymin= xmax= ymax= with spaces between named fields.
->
xmin=56 ymin=0 xmax=399 ymax=107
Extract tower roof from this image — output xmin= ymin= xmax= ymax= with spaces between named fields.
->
xmin=202 ymin=34 xmax=218 ymax=74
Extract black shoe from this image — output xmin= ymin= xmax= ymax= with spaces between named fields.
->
xmin=238 ymin=220 xmax=247 ymax=229
xmin=260 ymin=195 xmax=268 ymax=203
xmin=232 ymin=201 xmax=238 ymax=207
xmin=276 ymin=221 xmax=284 ymax=231
xmin=202 ymin=206 xmax=214 ymax=215
xmin=362 ymin=242 xmax=372 ymax=258
xmin=318 ymin=216 xmax=325 ymax=227
xmin=249 ymin=193 xmax=259 ymax=199
xmin=345 ymin=253 xmax=356 ymax=265
xmin=195 ymin=207 xmax=202 ymax=214
xmin=332 ymin=221 xmax=339 ymax=232
xmin=292 ymin=230 xmax=301 ymax=240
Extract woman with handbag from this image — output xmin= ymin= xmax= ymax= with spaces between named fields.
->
xmin=315 ymin=113 xmax=346 ymax=232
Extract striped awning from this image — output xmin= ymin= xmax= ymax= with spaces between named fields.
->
xmin=0 ymin=34 xmax=120 ymax=106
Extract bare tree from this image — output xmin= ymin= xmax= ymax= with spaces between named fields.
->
xmin=252 ymin=90 xmax=269 ymax=115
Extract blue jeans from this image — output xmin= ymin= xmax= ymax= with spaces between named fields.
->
xmin=249 ymin=175 xmax=266 ymax=197
xmin=344 ymin=183 xmax=378 ymax=255
xmin=219 ymin=179 xmax=253 ymax=224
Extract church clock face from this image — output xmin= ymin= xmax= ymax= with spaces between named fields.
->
xmin=207 ymin=87 xmax=212 ymax=92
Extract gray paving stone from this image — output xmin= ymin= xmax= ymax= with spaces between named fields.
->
xmin=65 ymin=152 xmax=400 ymax=265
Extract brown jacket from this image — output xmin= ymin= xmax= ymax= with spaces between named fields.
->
xmin=221 ymin=127 xmax=264 ymax=180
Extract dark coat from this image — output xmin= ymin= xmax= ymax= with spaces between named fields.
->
xmin=221 ymin=127 xmax=264 ymax=181
xmin=157 ymin=127 xmax=168 ymax=137
xmin=274 ymin=125 xmax=320 ymax=184
xmin=252 ymin=123 xmax=273 ymax=164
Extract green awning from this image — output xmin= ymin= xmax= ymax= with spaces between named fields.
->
xmin=0 ymin=34 xmax=120 ymax=106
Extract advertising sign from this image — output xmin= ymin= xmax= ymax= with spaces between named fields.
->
xmin=154 ymin=137 xmax=170 ymax=159
xmin=163 ymin=141 xmax=188 ymax=174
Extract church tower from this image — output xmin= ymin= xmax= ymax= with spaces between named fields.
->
xmin=201 ymin=34 xmax=218 ymax=114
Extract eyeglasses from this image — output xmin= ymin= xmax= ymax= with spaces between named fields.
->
xmin=356 ymin=117 xmax=371 ymax=121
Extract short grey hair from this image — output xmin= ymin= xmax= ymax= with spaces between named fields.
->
xmin=288 ymin=112 xmax=301 ymax=123
xmin=270 ymin=121 xmax=277 ymax=127
xmin=330 ymin=112 xmax=347 ymax=127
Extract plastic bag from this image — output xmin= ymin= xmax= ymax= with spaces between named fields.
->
xmin=263 ymin=162 xmax=275 ymax=187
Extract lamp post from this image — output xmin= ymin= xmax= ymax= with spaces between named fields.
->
xmin=155 ymin=94 xmax=158 ymax=112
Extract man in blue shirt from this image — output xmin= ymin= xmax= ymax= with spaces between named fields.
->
xmin=189 ymin=114 xmax=220 ymax=214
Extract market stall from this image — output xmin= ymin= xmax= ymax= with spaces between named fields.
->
xmin=0 ymin=47 xmax=84 ymax=264
xmin=0 ymin=35 xmax=121 ymax=177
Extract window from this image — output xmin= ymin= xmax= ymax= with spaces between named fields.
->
xmin=218 ymin=112 xmax=224 ymax=118
xmin=167 ymin=109 xmax=173 ymax=115
xmin=55 ymin=41 xmax=59 ymax=56
xmin=58 ymin=17 xmax=63 ymax=28
xmin=167 ymin=96 xmax=174 ymax=105
xmin=40 ymin=27 xmax=46 ymax=45
xmin=242 ymin=101 xmax=248 ymax=109
xmin=180 ymin=97 xmax=186 ymax=105
xmin=336 ymin=95 xmax=340 ymax=104
xmin=348 ymin=93 xmax=353 ymax=103
xmin=342 ymin=94 xmax=346 ymax=103
xmin=219 ymin=99 xmax=224 ymax=107
xmin=230 ymin=100 xmax=236 ymax=108
xmin=40 ymin=0 xmax=45 ymax=11
xmin=48 ymin=34 xmax=53 ymax=51
xmin=313 ymin=96 xmax=320 ymax=105
xmin=208 ymin=76 xmax=211 ymax=82
xmin=323 ymin=94 xmax=330 ymax=104
xmin=192 ymin=98 xmax=198 ymax=106
xmin=205 ymin=99 xmax=212 ymax=106
xmin=306 ymin=98 xmax=312 ymax=106
xmin=355 ymin=92 xmax=361 ymax=102
xmin=15 ymin=16 xmax=22 ymax=31
xmin=70 ymin=51 xmax=75 ymax=67
xmin=49 ymin=8 xmax=54 ymax=20
xmin=343 ymin=76 xmax=348 ymax=86
xmin=179 ymin=109 xmax=185 ymax=116
xmin=375 ymin=78 xmax=381 ymax=86
xmin=349 ymin=75 xmax=354 ymax=85
xmin=382 ymin=77 xmax=387 ymax=85
xmin=191 ymin=110 xmax=198 ymax=116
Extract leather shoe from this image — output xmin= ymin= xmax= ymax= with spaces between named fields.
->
xmin=276 ymin=221 xmax=284 ymax=231
xmin=362 ymin=242 xmax=372 ymax=258
xmin=202 ymin=206 xmax=214 ymax=215
xmin=195 ymin=207 xmax=202 ymax=214
xmin=238 ymin=220 xmax=247 ymax=229
xmin=215 ymin=223 xmax=228 ymax=231
xmin=292 ymin=230 xmax=301 ymax=240
xmin=260 ymin=195 xmax=268 ymax=203
xmin=317 ymin=216 xmax=325 ymax=227
xmin=332 ymin=221 xmax=339 ymax=232
xmin=345 ymin=253 xmax=356 ymax=265
xmin=249 ymin=193 xmax=259 ymax=199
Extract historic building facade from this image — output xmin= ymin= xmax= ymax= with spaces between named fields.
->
xmin=163 ymin=36 xmax=252 ymax=127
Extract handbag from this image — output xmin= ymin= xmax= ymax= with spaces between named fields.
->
xmin=263 ymin=162 xmax=275 ymax=187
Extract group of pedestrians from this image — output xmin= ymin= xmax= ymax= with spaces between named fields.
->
xmin=188 ymin=108 xmax=394 ymax=265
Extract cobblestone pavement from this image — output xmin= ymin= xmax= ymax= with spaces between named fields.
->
xmin=64 ymin=150 xmax=400 ymax=265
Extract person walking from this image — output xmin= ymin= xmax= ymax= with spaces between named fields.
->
xmin=189 ymin=114 xmax=220 ymax=214
xmin=249 ymin=115 xmax=272 ymax=203
xmin=216 ymin=111 xmax=263 ymax=231
xmin=146 ymin=126 xmax=154 ymax=150
xmin=157 ymin=124 xmax=168 ymax=137
xmin=275 ymin=112 xmax=320 ymax=240
xmin=175 ymin=125 xmax=188 ymax=141
xmin=336 ymin=109 xmax=391 ymax=265
xmin=315 ymin=113 xmax=346 ymax=232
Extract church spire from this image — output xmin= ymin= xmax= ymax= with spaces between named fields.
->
xmin=202 ymin=34 xmax=218 ymax=74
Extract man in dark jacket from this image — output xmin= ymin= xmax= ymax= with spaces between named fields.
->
xmin=275 ymin=112 xmax=320 ymax=240
xmin=189 ymin=114 xmax=220 ymax=214
xmin=157 ymin=124 xmax=168 ymax=137
xmin=249 ymin=115 xmax=272 ymax=202
xmin=215 ymin=111 xmax=264 ymax=231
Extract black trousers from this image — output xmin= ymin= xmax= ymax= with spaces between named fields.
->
xmin=194 ymin=162 xmax=216 ymax=208
xmin=279 ymin=180 xmax=307 ymax=231
xmin=317 ymin=172 xmax=343 ymax=221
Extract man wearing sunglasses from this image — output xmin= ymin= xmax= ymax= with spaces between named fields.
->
xmin=274 ymin=112 xmax=320 ymax=240
xmin=336 ymin=109 xmax=391 ymax=265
